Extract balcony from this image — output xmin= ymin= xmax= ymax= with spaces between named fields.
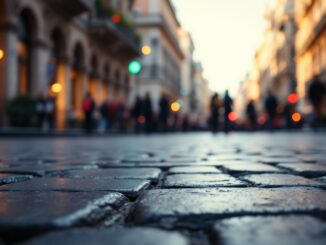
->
xmin=134 ymin=14 xmax=184 ymax=59
xmin=297 ymin=1 xmax=326 ymax=55
xmin=46 ymin=0 xmax=94 ymax=19
xmin=88 ymin=4 xmax=140 ymax=59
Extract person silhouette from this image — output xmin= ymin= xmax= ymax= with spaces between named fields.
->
xmin=223 ymin=90 xmax=233 ymax=133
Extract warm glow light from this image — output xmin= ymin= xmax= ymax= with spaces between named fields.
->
xmin=171 ymin=102 xmax=181 ymax=112
xmin=228 ymin=112 xmax=238 ymax=121
xmin=111 ymin=14 xmax=122 ymax=24
xmin=0 ymin=49 xmax=4 ymax=60
xmin=292 ymin=113 xmax=301 ymax=122
xmin=288 ymin=93 xmax=298 ymax=104
xmin=51 ymin=83 xmax=62 ymax=94
xmin=141 ymin=45 xmax=152 ymax=56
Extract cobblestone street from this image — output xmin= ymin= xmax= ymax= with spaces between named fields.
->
xmin=0 ymin=132 xmax=325 ymax=244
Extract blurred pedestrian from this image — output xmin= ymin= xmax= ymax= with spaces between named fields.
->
xmin=210 ymin=93 xmax=220 ymax=133
xmin=264 ymin=90 xmax=278 ymax=130
xmin=108 ymin=99 xmax=118 ymax=131
xmin=246 ymin=100 xmax=257 ymax=130
xmin=82 ymin=92 xmax=95 ymax=134
xmin=132 ymin=96 xmax=144 ymax=133
xmin=308 ymin=76 xmax=326 ymax=128
xmin=223 ymin=90 xmax=233 ymax=133
xmin=159 ymin=93 xmax=170 ymax=132
xmin=98 ymin=99 xmax=109 ymax=133
xmin=117 ymin=100 xmax=126 ymax=132
xmin=182 ymin=115 xmax=190 ymax=132
xmin=35 ymin=93 xmax=46 ymax=129
xmin=144 ymin=93 xmax=153 ymax=133
xmin=45 ymin=95 xmax=55 ymax=130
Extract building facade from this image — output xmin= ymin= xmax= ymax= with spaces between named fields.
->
xmin=191 ymin=62 xmax=210 ymax=123
xmin=132 ymin=0 xmax=184 ymax=112
xmin=178 ymin=28 xmax=194 ymax=116
xmin=235 ymin=0 xmax=296 ymax=118
xmin=296 ymin=0 xmax=326 ymax=113
xmin=0 ymin=0 xmax=139 ymax=128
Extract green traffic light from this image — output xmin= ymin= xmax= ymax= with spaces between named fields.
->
xmin=128 ymin=60 xmax=142 ymax=75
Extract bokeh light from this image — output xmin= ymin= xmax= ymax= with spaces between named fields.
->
xmin=228 ymin=112 xmax=238 ymax=121
xmin=141 ymin=45 xmax=152 ymax=56
xmin=111 ymin=14 xmax=122 ymax=24
xmin=0 ymin=49 xmax=4 ymax=60
xmin=51 ymin=83 xmax=62 ymax=94
xmin=288 ymin=93 xmax=298 ymax=104
xmin=292 ymin=112 xmax=301 ymax=122
xmin=128 ymin=60 xmax=142 ymax=75
xmin=171 ymin=102 xmax=181 ymax=112
xmin=177 ymin=99 xmax=184 ymax=107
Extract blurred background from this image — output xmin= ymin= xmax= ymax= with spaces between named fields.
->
xmin=0 ymin=0 xmax=325 ymax=134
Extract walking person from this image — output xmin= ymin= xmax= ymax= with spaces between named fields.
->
xmin=45 ymin=95 xmax=55 ymax=130
xmin=98 ymin=99 xmax=109 ymax=133
xmin=246 ymin=100 xmax=257 ymax=130
xmin=210 ymin=93 xmax=220 ymax=133
xmin=82 ymin=92 xmax=95 ymax=134
xmin=132 ymin=96 xmax=144 ymax=133
xmin=264 ymin=90 xmax=278 ymax=130
xmin=223 ymin=90 xmax=233 ymax=133
xmin=116 ymin=100 xmax=126 ymax=133
xmin=144 ymin=93 xmax=153 ymax=133
xmin=159 ymin=93 xmax=170 ymax=132
xmin=308 ymin=76 xmax=326 ymax=128
xmin=35 ymin=93 xmax=46 ymax=129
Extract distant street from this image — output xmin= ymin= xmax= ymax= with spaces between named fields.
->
xmin=0 ymin=132 xmax=325 ymax=244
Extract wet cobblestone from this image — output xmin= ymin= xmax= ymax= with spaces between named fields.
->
xmin=0 ymin=132 xmax=325 ymax=244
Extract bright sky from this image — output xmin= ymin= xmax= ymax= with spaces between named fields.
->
xmin=173 ymin=0 xmax=276 ymax=97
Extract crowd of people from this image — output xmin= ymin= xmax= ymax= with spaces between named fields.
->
xmin=33 ymin=76 xmax=325 ymax=134
xmin=209 ymin=76 xmax=326 ymax=133
xmin=80 ymin=92 xmax=190 ymax=134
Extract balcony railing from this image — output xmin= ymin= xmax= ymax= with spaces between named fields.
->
xmin=46 ymin=0 xmax=94 ymax=18
xmin=134 ymin=14 xmax=184 ymax=59
xmin=88 ymin=2 xmax=140 ymax=58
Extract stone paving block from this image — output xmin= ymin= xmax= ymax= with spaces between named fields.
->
xmin=137 ymin=161 xmax=221 ymax=170
xmin=260 ymin=157 xmax=301 ymax=164
xmin=132 ymin=188 xmax=326 ymax=226
xmin=242 ymin=174 xmax=325 ymax=187
xmin=65 ymin=168 xmax=161 ymax=181
xmin=168 ymin=166 xmax=221 ymax=174
xmin=0 ymin=173 xmax=32 ymax=185
xmin=0 ymin=165 xmax=89 ymax=177
xmin=278 ymin=163 xmax=326 ymax=177
xmin=21 ymin=227 xmax=189 ymax=245
xmin=163 ymin=174 xmax=245 ymax=188
xmin=212 ymin=216 xmax=326 ymax=245
xmin=0 ymin=178 xmax=150 ymax=197
xmin=0 ymin=191 xmax=127 ymax=235
xmin=315 ymin=176 xmax=326 ymax=183
xmin=222 ymin=163 xmax=283 ymax=173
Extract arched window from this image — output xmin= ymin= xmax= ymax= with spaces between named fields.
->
xmin=17 ymin=9 xmax=37 ymax=96
xmin=89 ymin=54 xmax=99 ymax=98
